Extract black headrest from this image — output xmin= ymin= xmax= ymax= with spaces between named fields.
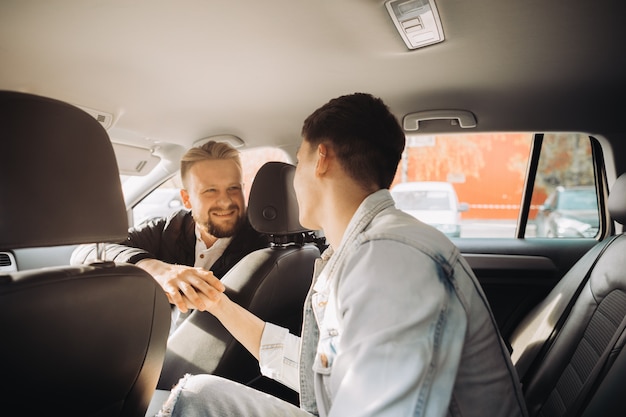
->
xmin=608 ymin=173 xmax=626 ymax=226
xmin=0 ymin=91 xmax=128 ymax=250
xmin=247 ymin=161 xmax=309 ymax=235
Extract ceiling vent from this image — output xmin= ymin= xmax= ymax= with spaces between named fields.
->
xmin=386 ymin=0 xmax=444 ymax=50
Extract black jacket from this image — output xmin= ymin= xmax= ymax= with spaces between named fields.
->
xmin=71 ymin=210 xmax=269 ymax=279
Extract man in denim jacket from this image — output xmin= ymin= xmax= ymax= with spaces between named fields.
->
xmin=156 ymin=93 xmax=528 ymax=417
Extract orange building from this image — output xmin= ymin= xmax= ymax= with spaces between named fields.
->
xmin=391 ymin=133 xmax=545 ymax=220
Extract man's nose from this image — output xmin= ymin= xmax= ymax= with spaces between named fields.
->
xmin=215 ymin=190 xmax=233 ymax=206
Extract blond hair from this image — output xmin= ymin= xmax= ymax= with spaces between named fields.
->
xmin=180 ymin=140 xmax=242 ymax=187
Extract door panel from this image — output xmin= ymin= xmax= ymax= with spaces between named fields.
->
xmin=455 ymin=238 xmax=598 ymax=342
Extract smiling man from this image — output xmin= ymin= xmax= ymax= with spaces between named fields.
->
xmin=71 ymin=140 xmax=268 ymax=329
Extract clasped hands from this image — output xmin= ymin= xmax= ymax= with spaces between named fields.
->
xmin=137 ymin=259 xmax=226 ymax=312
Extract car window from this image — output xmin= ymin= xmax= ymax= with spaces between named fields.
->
xmin=391 ymin=132 xmax=601 ymax=239
xmin=131 ymin=146 xmax=290 ymax=227
xmin=527 ymin=134 xmax=599 ymax=238
xmin=133 ymin=188 xmax=185 ymax=226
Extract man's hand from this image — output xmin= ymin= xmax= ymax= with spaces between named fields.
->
xmin=136 ymin=258 xmax=225 ymax=312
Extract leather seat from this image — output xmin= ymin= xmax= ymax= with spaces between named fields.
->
xmin=510 ymin=173 xmax=626 ymax=417
xmin=155 ymin=161 xmax=323 ymax=405
xmin=0 ymin=91 xmax=171 ymax=416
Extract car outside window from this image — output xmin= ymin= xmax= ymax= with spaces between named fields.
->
xmin=391 ymin=181 xmax=468 ymax=238
xmin=391 ymin=132 xmax=600 ymax=239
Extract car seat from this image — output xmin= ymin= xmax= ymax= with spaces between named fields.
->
xmin=0 ymin=91 xmax=171 ymax=417
xmin=509 ymin=172 xmax=626 ymax=417
xmin=154 ymin=161 xmax=322 ymax=406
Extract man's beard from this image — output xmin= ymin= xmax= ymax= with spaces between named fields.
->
xmin=201 ymin=210 xmax=245 ymax=238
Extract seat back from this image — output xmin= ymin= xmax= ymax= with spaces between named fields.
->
xmin=510 ymin=173 xmax=626 ymax=417
xmin=0 ymin=91 xmax=171 ymax=416
xmin=157 ymin=161 xmax=322 ymax=405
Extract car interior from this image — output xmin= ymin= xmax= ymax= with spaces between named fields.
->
xmin=1 ymin=1 xmax=625 ymax=416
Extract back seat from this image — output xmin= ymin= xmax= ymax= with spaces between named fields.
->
xmin=510 ymin=173 xmax=626 ymax=417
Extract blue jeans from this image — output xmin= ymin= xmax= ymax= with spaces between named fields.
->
xmin=155 ymin=374 xmax=314 ymax=417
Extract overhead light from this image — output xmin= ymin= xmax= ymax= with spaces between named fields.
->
xmin=385 ymin=0 xmax=444 ymax=50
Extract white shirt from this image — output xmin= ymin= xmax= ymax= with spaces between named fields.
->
xmin=170 ymin=225 xmax=233 ymax=335
xmin=193 ymin=225 xmax=232 ymax=269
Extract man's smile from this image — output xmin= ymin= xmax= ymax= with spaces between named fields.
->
xmin=211 ymin=209 xmax=237 ymax=218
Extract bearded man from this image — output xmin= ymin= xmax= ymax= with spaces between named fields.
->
xmin=71 ymin=140 xmax=268 ymax=330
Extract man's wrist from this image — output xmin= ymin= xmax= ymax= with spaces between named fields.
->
xmin=128 ymin=252 xmax=155 ymax=265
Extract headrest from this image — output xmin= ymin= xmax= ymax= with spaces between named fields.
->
xmin=247 ymin=161 xmax=309 ymax=235
xmin=608 ymin=172 xmax=626 ymax=226
xmin=0 ymin=91 xmax=128 ymax=250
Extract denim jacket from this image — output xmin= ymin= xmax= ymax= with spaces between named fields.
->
xmin=259 ymin=190 xmax=528 ymax=417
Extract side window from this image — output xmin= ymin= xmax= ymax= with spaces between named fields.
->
xmin=527 ymin=134 xmax=599 ymax=238
xmin=391 ymin=132 xmax=600 ymax=238
xmin=133 ymin=187 xmax=185 ymax=227
xmin=132 ymin=146 xmax=291 ymax=227
xmin=391 ymin=133 xmax=532 ymax=238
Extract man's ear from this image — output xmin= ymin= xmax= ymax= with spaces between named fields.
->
xmin=180 ymin=189 xmax=192 ymax=209
xmin=316 ymin=143 xmax=329 ymax=175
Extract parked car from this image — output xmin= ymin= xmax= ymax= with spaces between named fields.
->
xmin=1 ymin=1 xmax=626 ymax=416
xmin=535 ymin=186 xmax=599 ymax=238
xmin=391 ymin=181 xmax=469 ymax=237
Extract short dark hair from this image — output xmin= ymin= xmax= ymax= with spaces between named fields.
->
xmin=301 ymin=92 xmax=405 ymax=189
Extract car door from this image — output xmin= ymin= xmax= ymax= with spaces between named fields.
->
xmin=393 ymin=132 xmax=610 ymax=343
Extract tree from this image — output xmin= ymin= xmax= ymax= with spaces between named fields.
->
xmin=535 ymin=133 xmax=594 ymax=192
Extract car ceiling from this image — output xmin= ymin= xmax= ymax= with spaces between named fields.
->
xmin=1 ymin=0 xmax=625 ymax=158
